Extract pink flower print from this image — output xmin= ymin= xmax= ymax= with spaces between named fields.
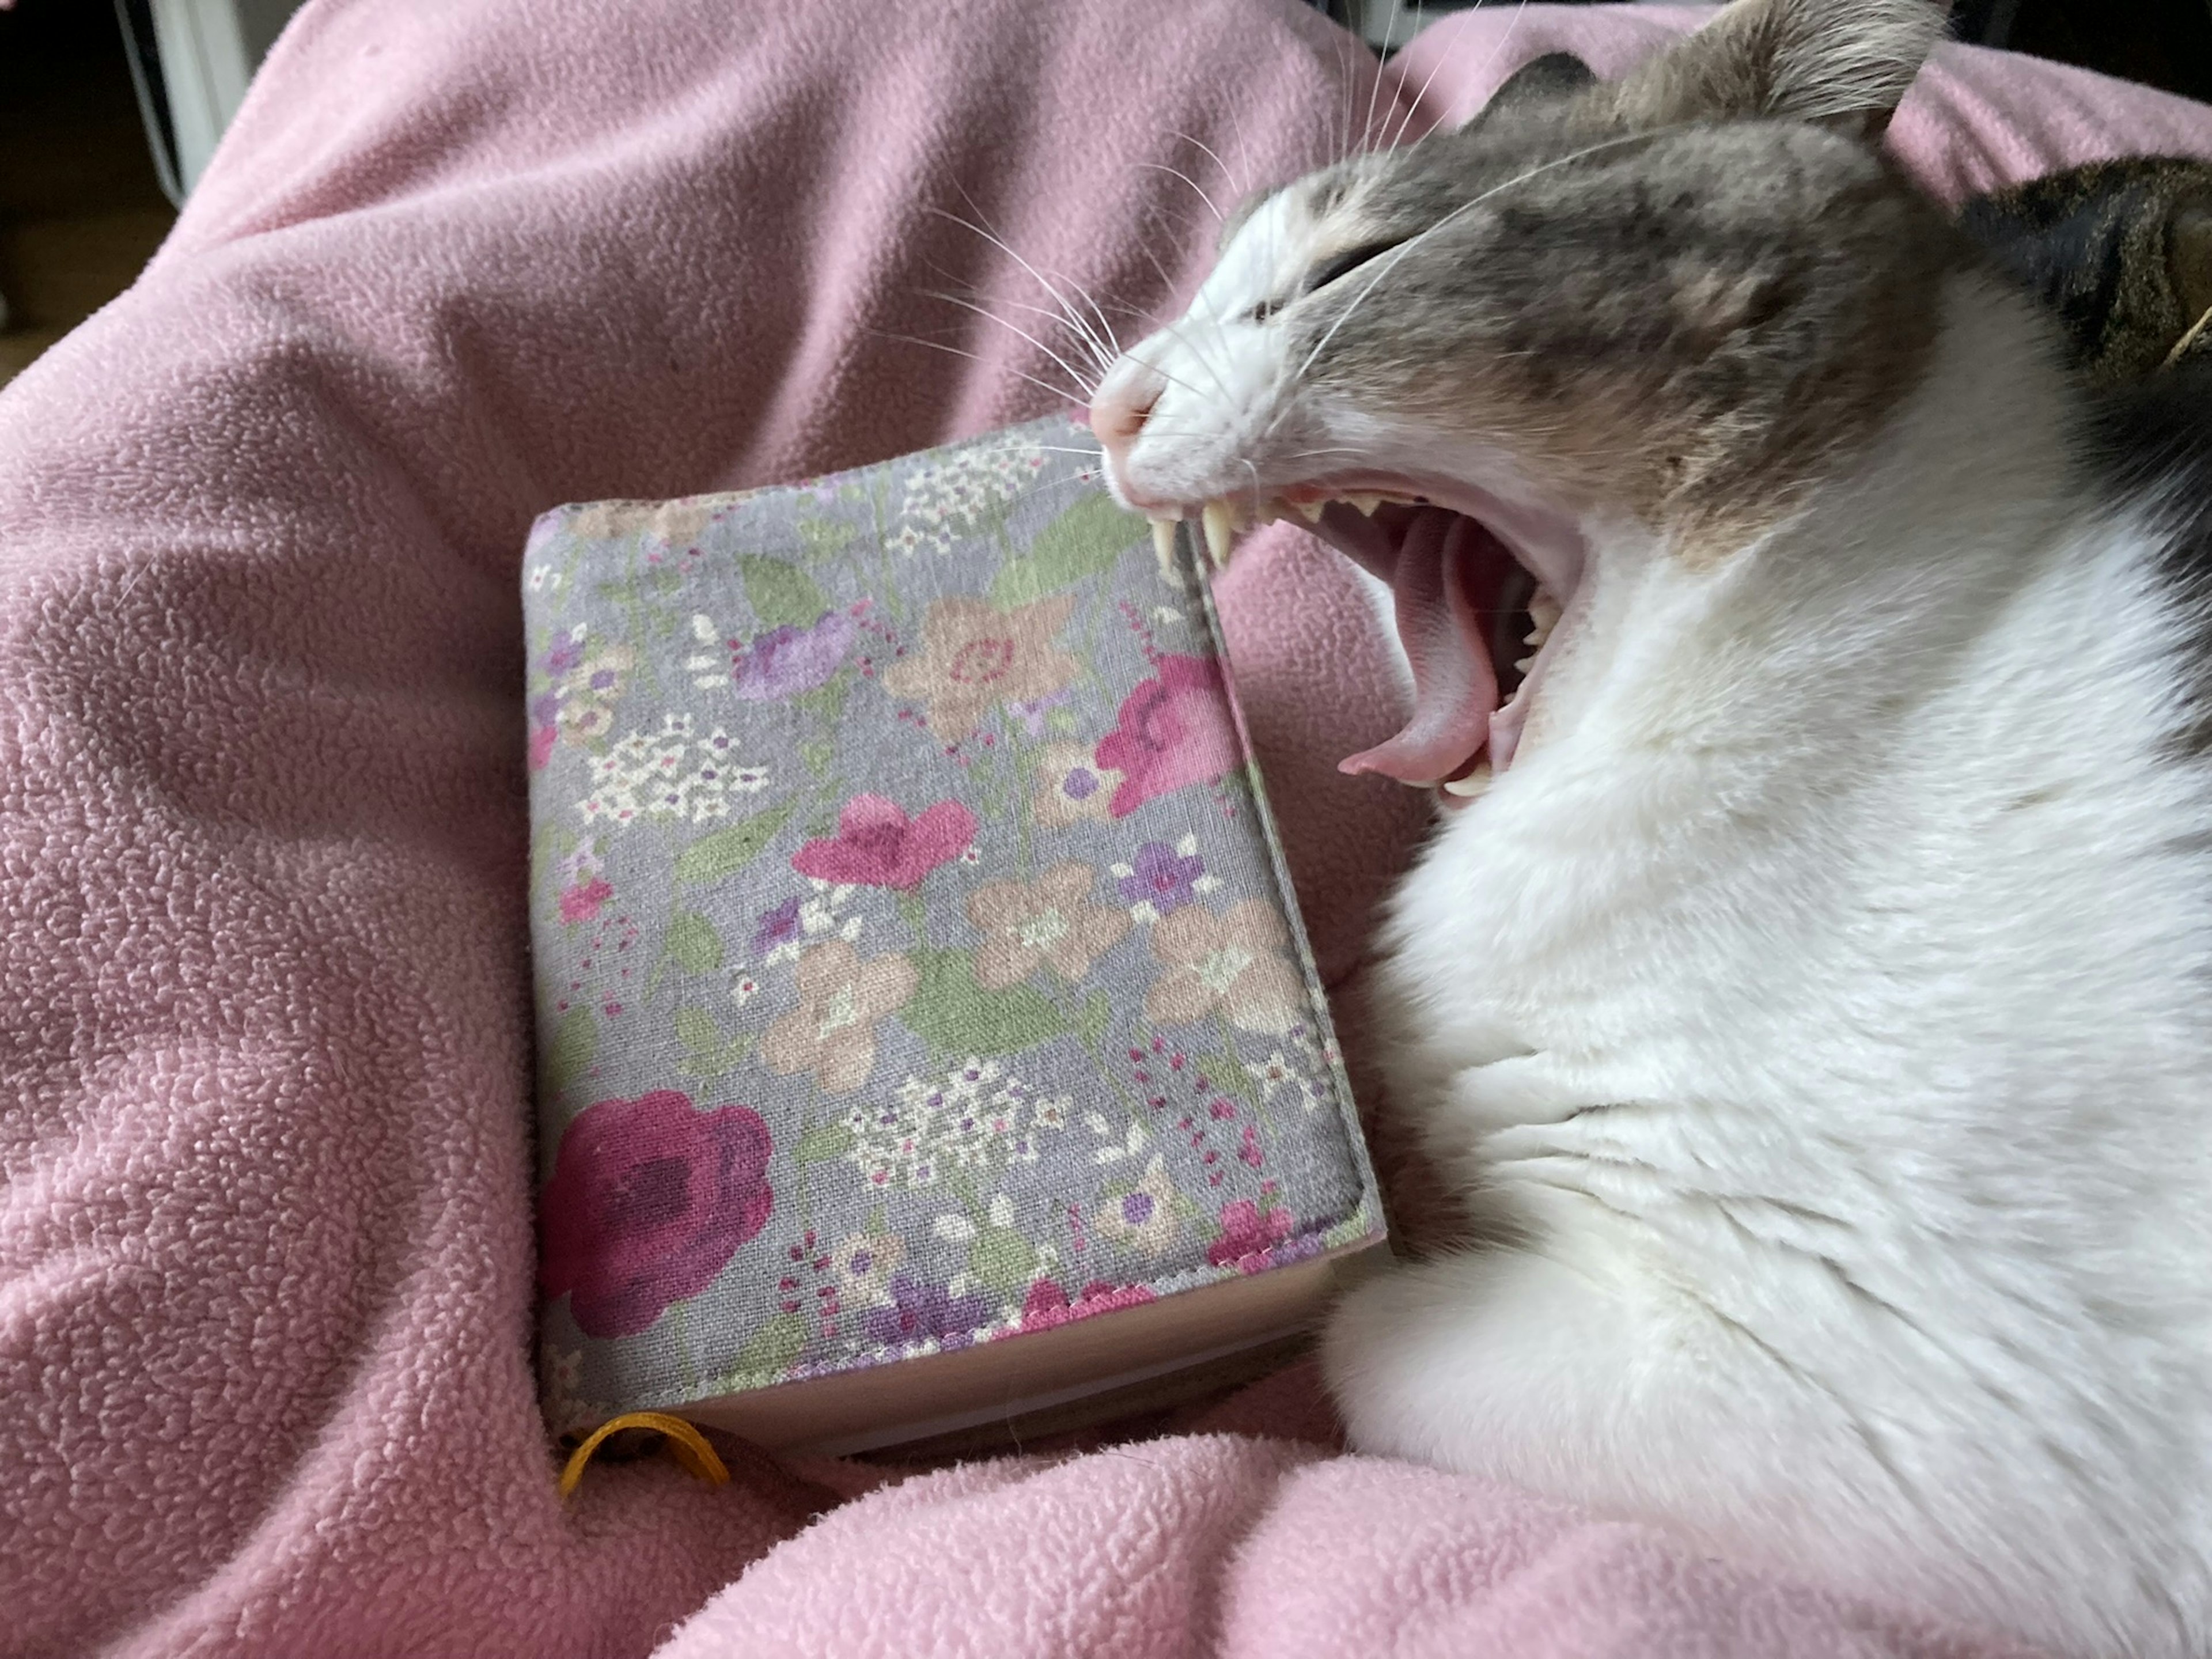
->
xmin=791 ymin=794 xmax=976 ymax=891
xmin=559 ymin=877 xmax=613 ymax=924
xmin=1018 ymin=1278 xmax=1158 ymax=1333
xmin=529 ymin=724 xmax=558 ymax=772
xmin=537 ymin=1090 xmax=774 ymax=1338
xmin=1094 ymin=654 xmax=1241 ymax=817
xmin=1206 ymin=1198 xmax=1294 ymax=1273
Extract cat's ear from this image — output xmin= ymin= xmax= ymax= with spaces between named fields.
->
xmin=1612 ymin=0 xmax=1944 ymax=142
xmin=1460 ymin=52 xmax=1597 ymax=132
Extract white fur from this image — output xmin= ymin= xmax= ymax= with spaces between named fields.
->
xmin=1325 ymin=289 xmax=2212 ymax=1656
xmin=1103 ymin=170 xmax=2212 ymax=1650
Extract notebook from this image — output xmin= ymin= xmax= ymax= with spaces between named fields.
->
xmin=524 ymin=416 xmax=1387 ymax=1456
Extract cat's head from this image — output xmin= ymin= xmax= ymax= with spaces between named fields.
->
xmin=1089 ymin=0 xmax=1959 ymax=798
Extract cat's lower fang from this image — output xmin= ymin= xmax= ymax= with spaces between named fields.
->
xmin=1150 ymin=516 xmax=1179 ymax=568
xmin=1441 ymin=761 xmax=1493 ymax=798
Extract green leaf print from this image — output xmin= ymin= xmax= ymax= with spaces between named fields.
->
xmin=740 ymin=554 xmax=830 ymax=632
xmin=900 ymin=949 xmax=1067 ymax=1057
xmin=796 ymin=1122 xmax=855 ymax=1163
xmin=1193 ymin=1049 xmax=1257 ymax=1105
xmin=674 ymin=1035 xmax=751 ymax=1080
xmin=1078 ymin=990 xmax=1112 ymax=1052
xmin=675 ymin=802 xmax=796 ymax=885
xmin=796 ymin=516 xmax=858 ymax=565
xmin=792 ymin=673 xmax=850 ymax=730
xmin=988 ymin=493 xmax=1145 ymax=607
xmin=665 ymin=912 xmax=724 ymax=975
xmin=968 ymin=1226 xmax=1036 ymax=1298
xmin=673 ymin=1005 xmax=726 ymax=1052
xmin=543 ymin=1007 xmax=596 ymax=1100
xmin=727 ymin=1311 xmax=809 ymax=1387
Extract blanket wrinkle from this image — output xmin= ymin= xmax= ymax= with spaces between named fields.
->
xmin=4 ymin=1 xmax=2207 ymax=1654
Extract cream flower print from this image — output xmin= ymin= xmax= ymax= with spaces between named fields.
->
xmin=557 ymin=642 xmax=635 ymax=740
xmin=539 ymin=1337 xmax=612 ymax=1438
xmin=1031 ymin=740 xmax=1122 ymax=828
xmin=1094 ymin=1156 xmax=1180 ymax=1257
xmin=1145 ymin=899 xmax=1304 ymax=1034
xmin=967 ymin=862 xmax=1130 ymax=989
xmin=881 ymin=593 xmax=1078 ymax=740
xmin=762 ymin=940 xmax=919 ymax=1094
xmin=1256 ymin=1049 xmax=1321 ymax=1111
xmin=830 ymin=1232 xmax=905 ymax=1309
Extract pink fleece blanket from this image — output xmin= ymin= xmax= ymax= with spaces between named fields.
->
xmin=6 ymin=3 xmax=2210 ymax=1654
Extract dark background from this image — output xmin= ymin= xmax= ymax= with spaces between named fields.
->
xmin=3 ymin=0 xmax=2211 ymax=391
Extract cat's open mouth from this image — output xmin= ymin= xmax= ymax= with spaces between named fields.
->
xmin=1146 ymin=479 xmax=1585 ymax=810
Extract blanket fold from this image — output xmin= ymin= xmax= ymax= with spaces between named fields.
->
xmin=5 ymin=2 xmax=2209 ymax=1653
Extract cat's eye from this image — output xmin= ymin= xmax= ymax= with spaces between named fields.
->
xmin=1305 ymin=239 xmax=1401 ymax=296
xmin=1245 ymin=238 xmax=1404 ymax=324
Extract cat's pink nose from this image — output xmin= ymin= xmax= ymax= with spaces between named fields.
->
xmin=1089 ymin=370 xmax=1160 ymax=479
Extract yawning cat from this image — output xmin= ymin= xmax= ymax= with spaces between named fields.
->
xmin=1088 ymin=2 xmax=2212 ymax=1652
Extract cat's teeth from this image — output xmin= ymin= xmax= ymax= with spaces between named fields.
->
xmin=1291 ymin=498 xmax=1325 ymax=524
xmin=1347 ymin=493 xmax=1382 ymax=516
xmin=1527 ymin=588 xmax=1563 ymax=645
xmin=1441 ymin=762 xmax=1493 ymax=798
xmin=1150 ymin=516 xmax=1179 ymax=567
xmin=1513 ymin=654 xmax=1536 ymax=676
xmin=1201 ymin=499 xmax=1236 ymax=568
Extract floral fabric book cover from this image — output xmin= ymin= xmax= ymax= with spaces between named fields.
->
xmin=524 ymin=416 xmax=1386 ymax=1453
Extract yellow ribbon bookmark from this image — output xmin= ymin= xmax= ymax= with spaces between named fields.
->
xmin=558 ymin=1411 xmax=732 ymax=1498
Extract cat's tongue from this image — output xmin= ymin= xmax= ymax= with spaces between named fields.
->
xmin=1340 ymin=508 xmax=1512 ymax=787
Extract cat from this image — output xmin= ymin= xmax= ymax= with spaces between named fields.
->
xmin=1961 ymin=154 xmax=2212 ymax=381
xmin=1084 ymin=2 xmax=2212 ymax=1653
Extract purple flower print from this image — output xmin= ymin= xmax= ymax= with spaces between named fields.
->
xmin=1062 ymin=767 xmax=1100 ymax=802
xmin=752 ymin=896 xmax=804 ymax=956
xmin=1008 ymin=687 xmax=1070 ymax=738
xmin=1119 ymin=841 xmax=1205 ymax=912
xmin=544 ymin=636 xmax=585 ymax=678
xmin=864 ymin=1273 xmax=998 ymax=1351
xmin=730 ymin=609 xmax=855 ymax=701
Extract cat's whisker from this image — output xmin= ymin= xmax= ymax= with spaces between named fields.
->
xmin=1166 ymin=128 xmax=1238 ymax=198
xmin=919 ymin=290 xmax=1104 ymax=397
xmin=1359 ymin=0 xmax=1403 ymax=154
xmin=920 ymin=272 xmax=1123 ymax=377
xmin=868 ymin=330 xmax=1091 ymax=408
xmin=1050 ymin=267 xmax=1128 ymax=365
xmin=929 ymin=200 xmax=1122 ymax=380
xmin=1136 ymin=161 xmax=1224 ymax=223
xmin=1383 ymin=0 xmax=1508 ymax=152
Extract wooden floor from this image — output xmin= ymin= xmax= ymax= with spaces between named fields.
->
xmin=0 ymin=1 xmax=176 ymax=391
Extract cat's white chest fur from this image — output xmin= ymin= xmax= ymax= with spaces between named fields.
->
xmin=1325 ymin=316 xmax=2212 ymax=1654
